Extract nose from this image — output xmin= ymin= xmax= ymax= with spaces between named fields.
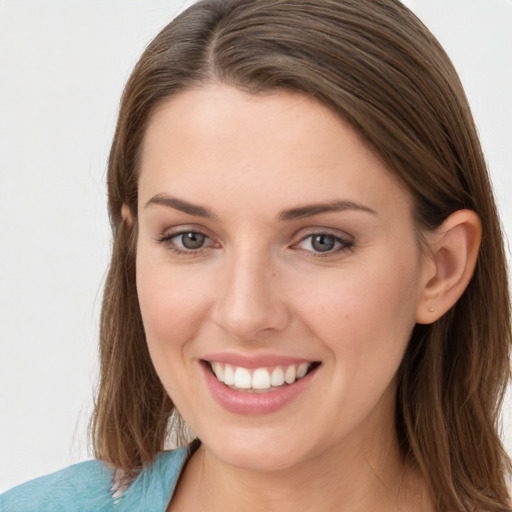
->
xmin=211 ymin=247 xmax=290 ymax=341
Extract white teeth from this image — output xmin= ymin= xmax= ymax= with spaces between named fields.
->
xmin=224 ymin=364 xmax=235 ymax=386
xmin=297 ymin=362 xmax=308 ymax=379
xmin=210 ymin=362 xmax=313 ymax=391
xmin=270 ymin=367 xmax=285 ymax=386
xmin=252 ymin=368 xmax=271 ymax=390
xmin=212 ymin=362 xmax=223 ymax=381
xmin=284 ymin=365 xmax=296 ymax=384
xmin=233 ymin=367 xmax=252 ymax=389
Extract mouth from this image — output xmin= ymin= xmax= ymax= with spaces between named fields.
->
xmin=203 ymin=360 xmax=321 ymax=393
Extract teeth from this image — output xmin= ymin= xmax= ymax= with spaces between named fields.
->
xmin=284 ymin=365 xmax=296 ymax=384
xmin=270 ymin=367 xmax=285 ymax=386
xmin=233 ymin=367 xmax=252 ymax=389
xmin=297 ymin=362 xmax=309 ymax=379
xmin=211 ymin=362 xmax=223 ymax=382
xmin=252 ymin=368 xmax=271 ymax=390
xmin=210 ymin=362 xmax=313 ymax=391
xmin=224 ymin=364 xmax=235 ymax=386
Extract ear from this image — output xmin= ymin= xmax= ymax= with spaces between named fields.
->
xmin=121 ymin=203 xmax=135 ymax=228
xmin=416 ymin=209 xmax=482 ymax=324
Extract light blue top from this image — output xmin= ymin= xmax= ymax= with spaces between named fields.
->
xmin=0 ymin=446 xmax=190 ymax=512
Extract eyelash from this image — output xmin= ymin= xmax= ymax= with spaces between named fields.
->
xmin=156 ymin=231 xmax=217 ymax=257
xmin=294 ymin=233 xmax=354 ymax=257
xmin=156 ymin=230 xmax=354 ymax=258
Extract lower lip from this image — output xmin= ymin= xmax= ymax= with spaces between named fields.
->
xmin=201 ymin=362 xmax=318 ymax=415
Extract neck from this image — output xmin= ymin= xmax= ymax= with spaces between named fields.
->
xmin=170 ymin=422 xmax=432 ymax=512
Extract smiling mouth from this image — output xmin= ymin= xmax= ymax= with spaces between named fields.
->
xmin=204 ymin=361 xmax=321 ymax=393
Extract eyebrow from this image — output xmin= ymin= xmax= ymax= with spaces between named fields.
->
xmin=279 ymin=200 xmax=377 ymax=221
xmin=144 ymin=194 xmax=376 ymax=220
xmin=144 ymin=194 xmax=215 ymax=218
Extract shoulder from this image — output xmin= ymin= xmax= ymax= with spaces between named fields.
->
xmin=0 ymin=459 xmax=115 ymax=512
xmin=114 ymin=446 xmax=191 ymax=509
xmin=0 ymin=446 xmax=192 ymax=512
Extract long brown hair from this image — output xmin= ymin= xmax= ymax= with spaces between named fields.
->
xmin=90 ymin=1 xmax=512 ymax=509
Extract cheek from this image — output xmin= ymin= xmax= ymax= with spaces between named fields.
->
xmin=296 ymin=252 xmax=422 ymax=369
xmin=135 ymin=251 xmax=210 ymax=352
xmin=135 ymin=252 xmax=212 ymax=410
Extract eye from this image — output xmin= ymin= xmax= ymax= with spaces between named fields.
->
xmin=295 ymin=233 xmax=353 ymax=255
xmin=157 ymin=230 xmax=218 ymax=255
xmin=175 ymin=231 xmax=207 ymax=250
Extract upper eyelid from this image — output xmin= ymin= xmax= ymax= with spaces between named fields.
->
xmin=294 ymin=233 xmax=353 ymax=248
xmin=159 ymin=224 xmax=215 ymax=238
xmin=161 ymin=230 xmax=215 ymax=245
xmin=298 ymin=231 xmax=351 ymax=241
xmin=293 ymin=226 xmax=354 ymax=242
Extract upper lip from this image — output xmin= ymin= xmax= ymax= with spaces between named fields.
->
xmin=201 ymin=352 xmax=320 ymax=369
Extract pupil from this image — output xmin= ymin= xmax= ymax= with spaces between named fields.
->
xmin=312 ymin=234 xmax=335 ymax=252
xmin=182 ymin=232 xmax=205 ymax=249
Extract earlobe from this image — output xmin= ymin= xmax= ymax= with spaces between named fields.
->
xmin=416 ymin=210 xmax=482 ymax=324
xmin=121 ymin=203 xmax=135 ymax=228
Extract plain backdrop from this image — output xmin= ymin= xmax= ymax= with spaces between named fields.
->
xmin=0 ymin=0 xmax=511 ymax=493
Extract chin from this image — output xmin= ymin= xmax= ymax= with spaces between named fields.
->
xmin=198 ymin=425 xmax=316 ymax=473
xmin=219 ymin=445 xmax=301 ymax=473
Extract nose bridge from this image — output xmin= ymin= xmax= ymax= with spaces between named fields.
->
xmin=212 ymin=240 xmax=289 ymax=340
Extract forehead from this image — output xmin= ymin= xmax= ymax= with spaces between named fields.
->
xmin=138 ymin=84 xmax=412 ymax=220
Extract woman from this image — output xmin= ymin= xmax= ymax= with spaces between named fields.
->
xmin=1 ymin=0 xmax=510 ymax=511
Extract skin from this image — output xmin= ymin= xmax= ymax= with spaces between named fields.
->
xmin=132 ymin=84 xmax=453 ymax=511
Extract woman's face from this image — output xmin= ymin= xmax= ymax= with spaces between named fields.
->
xmin=135 ymin=85 xmax=432 ymax=472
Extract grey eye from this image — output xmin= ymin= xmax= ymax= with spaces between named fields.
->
xmin=310 ymin=234 xmax=336 ymax=252
xmin=179 ymin=232 xmax=206 ymax=249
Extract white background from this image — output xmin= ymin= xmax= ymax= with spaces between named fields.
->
xmin=0 ymin=0 xmax=511 ymax=492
